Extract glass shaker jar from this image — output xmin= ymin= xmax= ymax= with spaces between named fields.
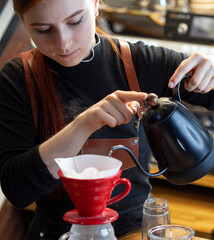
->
xmin=142 ymin=197 xmax=171 ymax=240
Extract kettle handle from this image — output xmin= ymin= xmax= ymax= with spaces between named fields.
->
xmin=109 ymin=145 xmax=168 ymax=177
xmin=177 ymin=75 xmax=191 ymax=103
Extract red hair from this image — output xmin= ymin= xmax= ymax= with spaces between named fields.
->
xmin=13 ymin=0 xmax=44 ymax=16
xmin=21 ymin=49 xmax=65 ymax=139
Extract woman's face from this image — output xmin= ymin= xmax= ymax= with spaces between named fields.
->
xmin=22 ymin=0 xmax=99 ymax=67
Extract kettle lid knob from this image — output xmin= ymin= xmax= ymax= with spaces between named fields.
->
xmin=143 ymin=97 xmax=177 ymax=125
xmin=145 ymin=93 xmax=158 ymax=107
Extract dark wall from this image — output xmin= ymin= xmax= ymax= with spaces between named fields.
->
xmin=0 ymin=0 xmax=31 ymax=69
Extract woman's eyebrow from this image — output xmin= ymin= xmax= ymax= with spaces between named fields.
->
xmin=30 ymin=9 xmax=85 ymax=26
xmin=63 ymin=9 xmax=85 ymax=21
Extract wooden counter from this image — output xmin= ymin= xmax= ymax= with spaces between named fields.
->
xmin=150 ymin=163 xmax=214 ymax=189
xmin=148 ymin=164 xmax=214 ymax=239
xmin=119 ymin=228 xmax=209 ymax=240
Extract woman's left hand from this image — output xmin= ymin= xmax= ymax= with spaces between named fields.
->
xmin=168 ymin=52 xmax=214 ymax=93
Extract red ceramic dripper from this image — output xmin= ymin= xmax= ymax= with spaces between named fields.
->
xmin=58 ymin=169 xmax=131 ymax=217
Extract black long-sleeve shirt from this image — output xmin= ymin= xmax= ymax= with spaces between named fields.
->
xmin=0 ymin=36 xmax=214 ymax=239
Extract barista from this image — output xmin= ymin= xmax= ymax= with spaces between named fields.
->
xmin=0 ymin=0 xmax=214 ymax=239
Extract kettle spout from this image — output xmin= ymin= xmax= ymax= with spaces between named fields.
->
xmin=109 ymin=145 xmax=168 ymax=177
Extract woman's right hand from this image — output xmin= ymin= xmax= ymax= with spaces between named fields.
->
xmin=79 ymin=90 xmax=148 ymax=133
xmin=39 ymin=90 xmax=148 ymax=178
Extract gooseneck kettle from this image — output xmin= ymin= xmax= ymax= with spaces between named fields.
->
xmin=109 ymin=93 xmax=214 ymax=185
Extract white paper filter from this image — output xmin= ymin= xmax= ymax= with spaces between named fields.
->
xmin=55 ymin=154 xmax=122 ymax=179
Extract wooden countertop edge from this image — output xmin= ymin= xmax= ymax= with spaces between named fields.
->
xmin=150 ymin=164 xmax=214 ymax=188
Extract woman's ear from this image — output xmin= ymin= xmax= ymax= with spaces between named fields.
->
xmin=94 ymin=0 xmax=99 ymax=16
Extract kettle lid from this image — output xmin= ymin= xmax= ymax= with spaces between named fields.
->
xmin=143 ymin=97 xmax=178 ymax=125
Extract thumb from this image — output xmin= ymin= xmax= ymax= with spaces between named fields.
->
xmin=127 ymin=101 xmax=141 ymax=114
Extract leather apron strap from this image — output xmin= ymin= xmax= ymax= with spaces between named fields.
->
xmin=119 ymin=40 xmax=141 ymax=92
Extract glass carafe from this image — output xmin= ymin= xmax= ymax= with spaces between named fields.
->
xmin=59 ymin=223 xmax=117 ymax=240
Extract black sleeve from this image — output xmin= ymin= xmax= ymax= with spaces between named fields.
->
xmin=0 ymin=59 xmax=59 ymax=208
xmin=129 ymin=41 xmax=214 ymax=110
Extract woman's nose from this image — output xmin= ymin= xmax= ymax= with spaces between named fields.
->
xmin=55 ymin=29 xmax=71 ymax=50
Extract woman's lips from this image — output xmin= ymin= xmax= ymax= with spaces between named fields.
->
xmin=57 ymin=49 xmax=79 ymax=58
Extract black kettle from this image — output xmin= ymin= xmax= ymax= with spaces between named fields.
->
xmin=109 ymin=94 xmax=214 ymax=185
